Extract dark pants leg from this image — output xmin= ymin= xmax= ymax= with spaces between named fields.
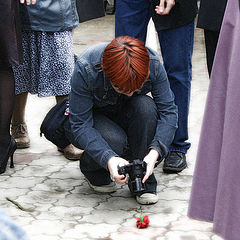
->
xmin=115 ymin=0 xmax=152 ymax=43
xmin=157 ymin=20 xmax=195 ymax=154
xmin=204 ymin=29 xmax=220 ymax=77
xmin=65 ymin=95 xmax=158 ymax=193
xmin=65 ymin=112 xmax=128 ymax=186
xmin=120 ymin=95 xmax=158 ymax=194
xmin=0 ymin=68 xmax=15 ymax=158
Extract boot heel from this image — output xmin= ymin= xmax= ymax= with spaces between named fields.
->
xmin=10 ymin=154 xmax=14 ymax=168
xmin=0 ymin=137 xmax=17 ymax=174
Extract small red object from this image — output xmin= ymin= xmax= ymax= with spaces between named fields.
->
xmin=136 ymin=215 xmax=150 ymax=229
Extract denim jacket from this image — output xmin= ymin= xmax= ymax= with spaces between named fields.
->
xmin=19 ymin=0 xmax=79 ymax=32
xmin=69 ymin=43 xmax=178 ymax=169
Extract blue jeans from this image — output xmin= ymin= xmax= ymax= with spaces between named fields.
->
xmin=157 ymin=20 xmax=194 ymax=153
xmin=65 ymin=95 xmax=158 ymax=194
xmin=115 ymin=0 xmax=152 ymax=43
xmin=115 ymin=0 xmax=194 ymax=154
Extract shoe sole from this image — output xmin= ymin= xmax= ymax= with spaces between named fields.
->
xmin=85 ymin=178 xmax=117 ymax=193
xmin=136 ymin=195 xmax=159 ymax=205
xmin=16 ymin=142 xmax=30 ymax=149
xmin=163 ymin=163 xmax=187 ymax=174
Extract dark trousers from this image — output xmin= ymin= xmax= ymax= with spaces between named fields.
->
xmin=64 ymin=95 xmax=159 ymax=194
xmin=204 ymin=29 xmax=220 ymax=77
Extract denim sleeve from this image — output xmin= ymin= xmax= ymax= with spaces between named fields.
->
xmin=69 ymin=62 xmax=118 ymax=169
xmin=149 ymin=60 xmax=178 ymax=158
xmin=0 ymin=208 xmax=30 ymax=240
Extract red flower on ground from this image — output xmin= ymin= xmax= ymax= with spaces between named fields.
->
xmin=136 ymin=215 xmax=150 ymax=229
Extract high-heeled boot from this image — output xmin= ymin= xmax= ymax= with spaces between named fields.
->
xmin=0 ymin=137 xmax=17 ymax=174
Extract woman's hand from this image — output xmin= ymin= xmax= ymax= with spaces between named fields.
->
xmin=107 ymin=156 xmax=129 ymax=184
xmin=20 ymin=0 xmax=36 ymax=5
xmin=142 ymin=149 xmax=160 ymax=183
xmin=155 ymin=0 xmax=175 ymax=15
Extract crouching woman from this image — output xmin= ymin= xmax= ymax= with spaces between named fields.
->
xmin=65 ymin=36 xmax=178 ymax=205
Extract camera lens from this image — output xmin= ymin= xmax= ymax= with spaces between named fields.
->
xmin=133 ymin=177 xmax=145 ymax=192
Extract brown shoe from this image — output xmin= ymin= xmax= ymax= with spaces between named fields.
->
xmin=11 ymin=123 xmax=30 ymax=149
xmin=58 ymin=144 xmax=83 ymax=160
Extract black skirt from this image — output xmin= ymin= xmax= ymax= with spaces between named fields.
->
xmin=0 ymin=0 xmax=22 ymax=69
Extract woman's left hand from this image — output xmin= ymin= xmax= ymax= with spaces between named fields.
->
xmin=142 ymin=149 xmax=159 ymax=183
xmin=155 ymin=0 xmax=175 ymax=15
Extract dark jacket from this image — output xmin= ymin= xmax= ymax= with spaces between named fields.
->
xmin=19 ymin=0 xmax=79 ymax=32
xmin=152 ymin=0 xmax=198 ymax=30
xmin=197 ymin=0 xmax=227 ymax=32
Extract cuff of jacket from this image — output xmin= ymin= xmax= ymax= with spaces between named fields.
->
xmin=100 ymin=150 xmax=119 ymax=170
xmin=149 ymin=140 xmax=168 ymax=166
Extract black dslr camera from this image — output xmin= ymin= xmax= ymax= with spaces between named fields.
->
xmin=118 ymin=159 xmax=146 ymax=193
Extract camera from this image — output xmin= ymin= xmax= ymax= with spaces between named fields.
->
xmin=118 ymin=159 xmax=146 ymax=193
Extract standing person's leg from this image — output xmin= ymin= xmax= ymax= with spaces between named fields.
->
xmin=0 ymin=68 xmax=17 ymax=174
xmin=120 ymin=95 xmax=159 ymax=204
xmin=115 ymin=0 xmax=152 ymax=43
xmin=11 ymin=92 xmax=30 ymax=149
xmin=204 ymin=29 xmax=220 ymax=77
xmin=157 ymin=20 xmax=195 ymax=173
xmin=64 ymin=112 xmax=128 ymax=193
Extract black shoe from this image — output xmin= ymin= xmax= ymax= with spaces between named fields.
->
xmin=0 ymin=137 xmax=17 ymax=174
xmin=163 ymin=151 xmax=187 ymax=174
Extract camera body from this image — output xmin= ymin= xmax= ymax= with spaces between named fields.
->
xmin=118 ymin=159 xmax=146 ymax=193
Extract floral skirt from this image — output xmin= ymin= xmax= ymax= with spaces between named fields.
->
xmin=13 ymin=30 xmax=74 ymax=97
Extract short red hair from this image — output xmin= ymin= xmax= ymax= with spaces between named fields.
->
xmin=102 ymin=36 xmax=150 ymax=94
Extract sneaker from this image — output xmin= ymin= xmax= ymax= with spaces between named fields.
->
xmin=58 ymin=144 xmax=83 ymax=160
xmin=163 ymin=151 xmax=187 ymax=174
xmin=86 ymin=179 xmax=117 ymax=193
xmin=11 ymin=123 xmax=30 ymax=149
xmin=136 ymin=193 xmax=159 ymax=205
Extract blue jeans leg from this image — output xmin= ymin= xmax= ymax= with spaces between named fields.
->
xmin=64 ymin=95 xmax=159 ymax=193
xmin=115 ymin=0 xmax=152 ymax=43
xmin=119 ymin=95 xmax=158 ymax=193
xmin=64 ymin=113 xmax=128 ymax=186
xmin=95 ymin=95 xmax=159 ymax=193
xmin=157 ymin=20 xmax=195 ymax=154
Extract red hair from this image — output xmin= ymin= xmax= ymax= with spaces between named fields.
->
xmin=102 ymin=36 xmax=150 ymax=94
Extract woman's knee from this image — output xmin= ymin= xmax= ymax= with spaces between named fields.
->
xmin=129 ymin=95 xmax=158 ymax=120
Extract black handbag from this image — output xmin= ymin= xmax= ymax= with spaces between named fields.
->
xmin=76 ymin=0 xmax=105 ymax=23
xmin=40 ymin=98 xmax=70 ymax=149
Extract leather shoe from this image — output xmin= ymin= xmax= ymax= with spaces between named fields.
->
xmin=11 ymin=123 xmax=30 ymax=149
xmin=58 ymin=144 xmax=83 ymax=160
xmin=163 ymin=151 xmax=187 ymax=174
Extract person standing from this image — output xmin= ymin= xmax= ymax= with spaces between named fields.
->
xmin=0 ymin=0 xmax=36 ymax=174
xmin=189 ymin=0 xmax=240 ymax=239
xmin=11 ymin=0 xmax=83 ymax=160
xmin=197 ymin=0 xmax=227 ymax=76
xmin=115 ymin=0 xmax=198 ymax=173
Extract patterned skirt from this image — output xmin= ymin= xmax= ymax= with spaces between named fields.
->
xmin=13 ymin=30 xmax=74 ymax=97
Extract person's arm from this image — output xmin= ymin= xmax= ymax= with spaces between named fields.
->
xmin=69 ymin=61 xmax=123 ymax=170
xmin=143 ymin=59 xmax=178 ymax=182
xmin=20 ymin=0 xmax=36 ymax=5
xmin=155 ymin=0 xmax=175 ymax=15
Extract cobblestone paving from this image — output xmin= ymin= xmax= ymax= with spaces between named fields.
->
xmin=0 ymin=16 xmax=224 ymax=240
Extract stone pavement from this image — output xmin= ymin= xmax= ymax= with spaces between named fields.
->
xmin=0 ymin=15 xmax=224 ymax=240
